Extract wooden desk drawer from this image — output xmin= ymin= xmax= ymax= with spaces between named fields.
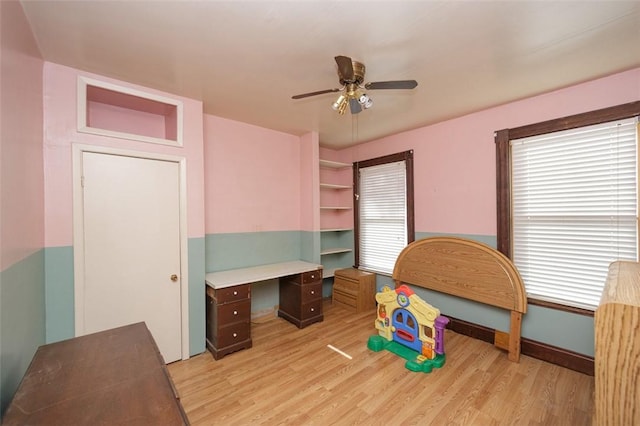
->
xmin=214 ymin=284 xmax=250 ymax=303
xmin=289 ymin=269 xmax=322 ymax=284
xmin=301 ymin=282 xmax=322 ymax=303
xmin=215 ymin=322 xmax=251 ymax=348
xmin=216 ymin=299 xmax=251 ymax=324
xmin=300 ymin=299 xmax=323 ymax=320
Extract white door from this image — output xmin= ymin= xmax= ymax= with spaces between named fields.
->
xmin=80 ymin=151 xmax=182 ymax=362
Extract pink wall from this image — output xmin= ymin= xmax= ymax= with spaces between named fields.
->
xmin=344 ymin=68 xmax=640 ymax=236
xmin=203 ymin=114 xmax=302 ymax=234
xmin=299 ymin=131 xmax=319 ymax=232
xmin=39 ymin=63 xmax=640 ymax=245
xmin=87 ymin=102 xmax=168 ymax=140
xmin=0 ymin=0 xmax=44 ymax=270
xmin=319 ymin=147 xmax=351 ymax=164
xmin=43 ymin=62 xmax=205 ymax=247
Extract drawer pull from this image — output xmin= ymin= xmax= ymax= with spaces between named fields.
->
xmin=233 ymin=332 xmax=237 ymax=338
xmin=310 ymin=307 xmax=315 ymax=312
xmin=310 ymin=290 xmax=315 ymax=295
xmin=311 ymin=274 xmax=316 ymax=279
xmin=233 ymin=290 xmax=238 ymax=296
xmin=233 ymin=310 xmax=238 ymax=315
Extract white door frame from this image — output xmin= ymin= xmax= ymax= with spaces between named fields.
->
xmin=72 ymin=143 xmax=190 ymax=360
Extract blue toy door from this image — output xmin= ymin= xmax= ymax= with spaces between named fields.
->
xmin=392 ymin=309 xmax=422 ymax=353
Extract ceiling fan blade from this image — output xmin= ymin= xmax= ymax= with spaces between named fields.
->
xmin=364 ymin=80 xmax=418 ymax=90
xmin=335 ymin=56 xmax=354 ymax=82
xmin=349 ymin=98 xmax=362 ymax=114
xmin=292 ymin=88 xmax=340 ymax=99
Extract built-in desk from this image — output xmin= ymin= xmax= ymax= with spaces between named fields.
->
xmin=205 ymin=261 xmax=323 ymax=359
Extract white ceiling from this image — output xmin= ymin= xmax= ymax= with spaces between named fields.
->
xmin=20 ymin=1 xmax=640 ymax=149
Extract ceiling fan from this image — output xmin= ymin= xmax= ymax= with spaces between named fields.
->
xmin=292 ymin=55 xmax=418 ymax=115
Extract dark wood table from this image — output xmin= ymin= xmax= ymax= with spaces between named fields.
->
xmin=3 ymin=322 xmax=189 ymax=425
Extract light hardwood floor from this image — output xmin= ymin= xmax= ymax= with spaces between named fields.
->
xmin=168 ymin=301 xmax=594 ymax=425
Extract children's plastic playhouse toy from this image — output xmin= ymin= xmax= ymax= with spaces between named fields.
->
xmin=368 ymin=284 xmax=449 ymax=373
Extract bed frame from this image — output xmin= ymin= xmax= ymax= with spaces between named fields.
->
xmin=392 ymin=236 xmax=527 ymax=362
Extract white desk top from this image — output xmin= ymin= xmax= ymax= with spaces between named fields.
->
xmin=205 ymin=260 xmax=323 ymax=289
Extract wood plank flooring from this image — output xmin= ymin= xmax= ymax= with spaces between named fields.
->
xmin=168 ymin=300 xmax=594 ymax=425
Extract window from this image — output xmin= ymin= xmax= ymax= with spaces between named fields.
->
xmin=496 ymin=102 xmax=640 ymax=311
xmin=354 ymin=151 xmax=414 ymax=275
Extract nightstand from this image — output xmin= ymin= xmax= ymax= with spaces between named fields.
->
xmin=332 ymin=268 xmax=376 ymax=312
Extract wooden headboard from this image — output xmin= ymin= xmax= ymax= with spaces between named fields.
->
xmin=393 ymin=236 xmax=527 ymax=362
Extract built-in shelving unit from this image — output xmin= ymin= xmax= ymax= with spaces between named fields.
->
xmin=319 ymin=158 xmax=353 ymax=278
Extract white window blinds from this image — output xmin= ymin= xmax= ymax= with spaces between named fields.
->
xmin=359 ymin=160 xmax=407 ymax=274
xmin=511 ymin=117 xmax=638 ymax=310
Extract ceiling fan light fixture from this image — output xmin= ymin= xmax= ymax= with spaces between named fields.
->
xmin=338 ymin=99 xmax=348 ymax=115
xmin=331 ymin=94 xmax=348 ymax=114
xmin=358 ymin=93 xmax=373 ymax=109
xmin=331 ymin=94 xmax=346 ymax=110
xmin=292 ymin=55 xmax=417 ymax=115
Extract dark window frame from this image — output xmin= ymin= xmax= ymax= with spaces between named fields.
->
xmin=353 ymin=150 xmax=415 ymax=271
xmin=495 ymin=101 xmax=640 ymax=315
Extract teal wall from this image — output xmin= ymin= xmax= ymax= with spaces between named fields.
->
xmin=44 ymin=246 xmax=74 ymax=343
xmin=36 ymin=228 xmax=593 ymax=360
xmin=205 ymin=231 xmax=306 ymax=313
xmin=188 ymin=238 xmax=205 ymax=355
xmin=205 ymin=231 xmax=303 ymax=271
xmin=320 ymin=230 xmax=354 ymax=272
xmin=377 ymin=273 xmax=594 ymax=356
xmin=300 ymin=230 xmax=320 ymax=264
xmin=416 ymin=231 xmax=497 ymax=247
xmin=0 ymin=251 xmax=46 ymax=414
xmin=375 ymin=232 xmax=595 ymax=357
xmin=43 ymin=238 xmax=206 ymax=356
xmin=204 ymin=230 xmax=354 ymax=302
xmin=202 ymin=230 xmax=596 ymax=357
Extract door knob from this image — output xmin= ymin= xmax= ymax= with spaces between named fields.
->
xmin=170 ymin=274 xmax=178 ymax=282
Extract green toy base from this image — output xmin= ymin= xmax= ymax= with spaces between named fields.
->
xmin=367 ymin=335 xmax=446 ymax=373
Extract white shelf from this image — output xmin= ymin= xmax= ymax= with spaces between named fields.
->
xmin=320 ymin=159 xmax=350 ymax=169
xmin=319 ymin=158 xmax=353 ymax=275
xmin=323 ymin=268 xmax=337 ymax=278
xmin=321 ymin=248 xmax=352 ymax=256
xmin=320 ymin=183 xmax=351 ymax=190
xmin=205 ymin=260 xmax=322 ymax=289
